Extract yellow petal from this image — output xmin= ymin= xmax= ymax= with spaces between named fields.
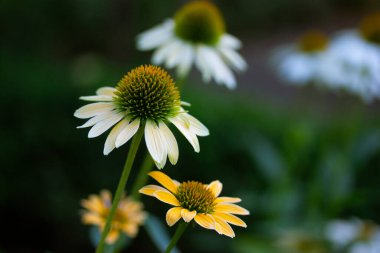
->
xmin=181 ymin=209 xmax=197 ymax=223
xmin=213 ymin=212 xmax=247 ymax=227
xmin=139 ymin=185 xmax=167 ymax=196
xmin=213 ymin=216 xmax=235 ymax=238
xmin=194 ymin=214 xmax=215 ymax=229
xmin=121 ymin=224 xmax=138 ymax=238
xmin=166 ymin=207 xmax=183 ymax=226
xmin=214 ymin=197 xmax=242 ymax=204
xmin=214 ymin=203 xmax=250 ymax=215
xmin=149 ymin=171 xmax=178 ymax=194
xmin=81 ymin=213 xmax=103 ymax=225
xmin=105 ymin=229 xmax=120 ymax=244
xmin=153 ymin=190 xmax=180 ymax=206
xmin=81 ymin=195 xmax=105 ymax=213
xmin=207 ymin=180 xmax=223 ymax=197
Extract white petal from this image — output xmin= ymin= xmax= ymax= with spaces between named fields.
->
xmin=144 ymin=120 xmax=166 ymax=164
xmin=165 ymin=40 xmax=187 ymax=68
xmin=104 ymin=119 xmax=129 ymax=155
xmin=79 ymin=95 xmax=113 ymax=102
xmin=159 ymin=122 xmax=179 ymax=165
xmin=74 ymin=102 xmax=114 ymax=119
xmin=181 ymin=113 xmax=209 ymax=136
xmin=177 ymin=43 xmax=195 ymax=77
xmin=218 ymin=47 xmax=247 ymax=72
xmin=220 ymin=34 xmax=242 ymax=49
xmin=96 ymin=87 xmax=117 ymax=96
xmin=198 ymin=46 xmax=236 ymax=89
xmin=195 ymin=46 xmax=212 ymax=83
xmin=77 ymin=111 xmax=114 ymax=128
xmin=152 ymin=40 xmax=178 ymax=65
xmin=115 ymin=118 xmax=141 ymax=148
xmin=180 ymin=101 xmax=191 ymax=107
xmin=88 ymin=112 xmax=124 ymax=138
xmin=170 ymin=116 xmax=200 ymax=153
xmin=137 ymin=19 xmax=175 ymax=50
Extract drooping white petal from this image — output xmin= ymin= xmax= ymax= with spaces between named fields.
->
xmin=218 ymin=46 xmax=247 ymax=72
xmin=137 ymin=19 xmax=175 ymax=50
xmin=77 ymin=111 xmax=115 ymax=129
xmin=88 ymin=112 xmax=124 ymax=138
xmin=195 ymin=46 xmax=213 ymax=83
xmin=115 ymin=118 xmax=141 ymax=148
xmin=165 ymin=40 xmax=187 ymax=68
xmin=177 ymin=43 xmax=195 ymax=77
xmin=74 ymin=102 xmax=114 ymax=119
xmin=144 ymin=120 xmax=165 ymax=164
xmin=159 ymin=122 xmax=179 ymax=165
xmin=170 ymin=116 xmax=200 ymax=152
xmin=152 ymin=40 xmax=178 ymax=65
xmin=197 ymin=46 xmax=236 ymax=89
xmin=181 ymin=113 xmax=209 ymax=136
xmin=96 ymin=87 xmax=117 ymax=96
xmin=220 ymin=34 xmax=242 ymax=49
xmin=104 ymin=119 xmax=129 ymax=155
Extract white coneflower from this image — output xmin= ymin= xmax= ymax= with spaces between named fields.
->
xmin=136 ymin=0 xmax=247 ymax=89
xmin=319 ymin=12 xmax=380 ymax=102
xmin=74 ymin=65 xmax=209 ymax=168
xmin=273 ymin=30 xmax=329 ymax=85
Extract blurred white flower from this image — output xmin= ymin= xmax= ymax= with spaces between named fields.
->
xmin=326 ymin=219 xmax=362 ymax=247
xmin=320 ymin=30 xmax=380 ymax=102
xmin=136 ymin=1 xmax=247 ymax=89
xmin=326 ymin=218 xmax=380 ymax=253
xmin=272 ymin=30 xmax=329 ymax=85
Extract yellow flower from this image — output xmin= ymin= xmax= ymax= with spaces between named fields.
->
xmin=139 ymin=171 xmax=249 ymax=238
xmin=80 ymin=190 xmax=146 ymax=244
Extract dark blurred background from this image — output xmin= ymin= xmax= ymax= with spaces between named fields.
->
xmin=1 ymin=0 xmax=380 ymax=252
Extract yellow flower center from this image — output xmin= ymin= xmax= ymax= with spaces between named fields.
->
xmin=360 ymin=12 xmax=380 ymax=45
xmin=298 ymin=31 xmax=329 ymax=53
xmin=114 ymin=65 xmax=181 ymax=122
xmin=174 ymin=0 xmax=225 ymax=45
xmin=176 ymin=181 xmax=216 ymax=213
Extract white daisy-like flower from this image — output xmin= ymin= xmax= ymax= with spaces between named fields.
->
xmin=272 ymin=30 xmax=329 ymax=85
xmin=74 ymin=65 xmax=209 ymax=169
xmin=325 ymin=218 xmax=380 ymax=252
xmin=136 ymin=0 xmax=247 ymax=89
xmin=319 ymin=14 xmax=380 ymax=102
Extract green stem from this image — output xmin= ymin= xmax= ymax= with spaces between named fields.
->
xmin=164 ymin=222 xmax=189 ymax=253
xmin=95 ymin=127 xmax=144 ymax=253
xmin=130 ymin=152 xmax=154 ymax=200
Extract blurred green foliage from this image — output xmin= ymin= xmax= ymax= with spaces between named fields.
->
xmin=1 ymin=0 xmax=380 ymax=252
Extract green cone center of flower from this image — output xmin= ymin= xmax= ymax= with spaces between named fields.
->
xmin=360 ymin=12 xmax=380 ymax=45
xmin=176 ymin=181 xmax=216 ymax=213
xmin=174 ymin=1 xmax=225 ymax=45
xmin=298 ymin=31 xmax=329 ymax=52
xmin=114 ymin=65 xmax=181 ymax=122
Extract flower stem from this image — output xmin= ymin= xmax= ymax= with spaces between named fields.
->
xmin=130 ymin=152 xmax=154 ymax=200
xmin=95 ymin=127 xmax=144 ymax=253
xmin=164 ymin=222 xmax=189 ymax=253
